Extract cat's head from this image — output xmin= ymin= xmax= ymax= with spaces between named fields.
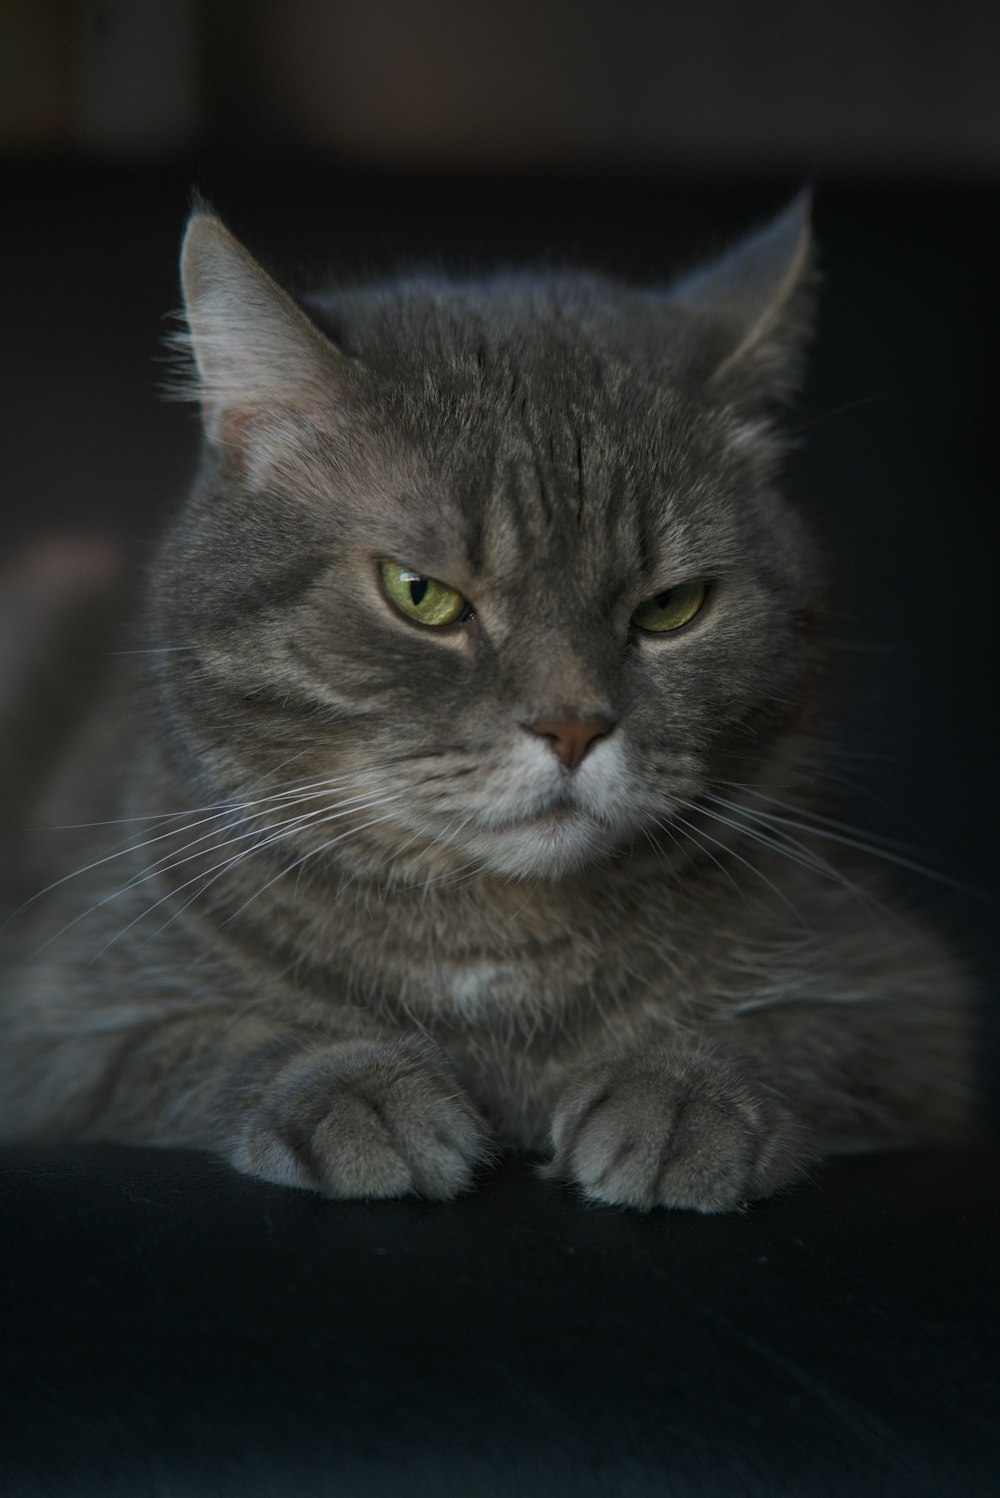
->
xmin=157 ymin=198 xmax=823 ymax=885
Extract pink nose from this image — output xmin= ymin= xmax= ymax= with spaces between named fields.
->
xmin=527 ymin=718 xmax=615 ymax=770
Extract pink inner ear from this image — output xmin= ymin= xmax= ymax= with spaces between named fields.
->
xmin=209 ymin=397 xmax=331 ymax=449
xmin=209 ymin=403 xmax=258 ymax=457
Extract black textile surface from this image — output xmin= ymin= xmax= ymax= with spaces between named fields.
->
xmin=2 ymin=1145 xmax=998 ymax=1497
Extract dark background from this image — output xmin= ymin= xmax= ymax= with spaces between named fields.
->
xmin=2 ymin=0 xmax=998 ymax=1070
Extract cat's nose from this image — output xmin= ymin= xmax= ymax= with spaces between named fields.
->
xmin=526 ymin=718 xmax=615 ymax=770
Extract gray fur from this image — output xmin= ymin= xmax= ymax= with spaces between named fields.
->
xmin=0 ymin=199 xmax=971 ymax=1211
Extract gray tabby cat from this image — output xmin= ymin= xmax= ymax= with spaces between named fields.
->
xmin=0 ymin=197 xmax=971 ymax=1211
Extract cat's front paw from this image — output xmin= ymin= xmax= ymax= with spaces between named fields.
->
xmin=547 ymin=1050 xmax=809 ymax=1213
xmin=230 ymin=1038 xmax=492 ymax=1200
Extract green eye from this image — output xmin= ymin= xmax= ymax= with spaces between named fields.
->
xmin=380 ymin=560 xmax=469 ymax=627
xmin=632 ymin=580 xmax=708 ymax=634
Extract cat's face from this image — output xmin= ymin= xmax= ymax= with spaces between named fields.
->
xmin=158 ymin=203 xmax=822 ymax=884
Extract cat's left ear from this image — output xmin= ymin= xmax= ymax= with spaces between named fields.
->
xmin=667 ymin=192 xmax=815 ymax=409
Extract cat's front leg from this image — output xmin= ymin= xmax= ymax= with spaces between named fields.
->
xmin=546 ymin=1048 xmax=810 ymax=1213
xmin=6 ymin=1006 xmax=493 ymax=1201
xmin=231 ymin=1035 xmax=493 ymax=1199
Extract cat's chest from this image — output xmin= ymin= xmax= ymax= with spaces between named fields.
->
xmin=355 ymin=888 xmax=648 ymax=1031
xmin=437 ymin=957 xmax=517 ymax=1017
xmin=395 ymin=936 xmax=601 ymax=1026
xmin=301 ymin=864 xmax=706 ymax=1035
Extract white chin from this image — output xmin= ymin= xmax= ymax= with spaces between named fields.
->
xmin=460 ymin=811 xmax=617 ymax=881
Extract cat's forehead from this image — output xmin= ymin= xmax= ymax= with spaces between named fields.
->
xmin=310 ymin=271 xmax=691 ymax=425
xmin=359 ymin=404 xmax=750 ymax=611
xmin=313 ymin=275 xmax=751 ymax=579
xmin=311 ymin=271 xmax=623 ymax=359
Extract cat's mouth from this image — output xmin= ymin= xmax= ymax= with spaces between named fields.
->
xmin=506 ymin=794 xmax=579 ymax=830
xmin=521 ymin=803 xmax=576 ymax=829
xmin=450 ymin=788 xmax=621 ymax=879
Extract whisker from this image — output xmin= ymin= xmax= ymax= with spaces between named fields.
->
xmin=10 ymin=772 xmax=378 ymax=928
xmin=669 ymin=808 xmax=803 ymax=919
xmin=707 ymin=787 xmax=983 ymax=898
xmin=784 ymin=389 xmax=889 ymax=439
xmin=30 ymin=786 xmax=401 ymax=959
xmin=123 ymin=778 xmax=390 ymax=883
xmin=106 ymin=646 xmax=197 ymax=656
xmin=128 ymin=785 xmax=402 ymax=902
xmin=651 ymin=814 xmax=748 ymax=904
xmin=501 ymin=873 xmax=543 ymax=927
xmin=212 ymin=810 xmax=405 ymax=931
xmin=695 ymin=795 xmax=889 ymax=924
xmin=66 ymin=746 xmax=319 ymax=829
xmin=711 ymin=780 xmax=917 ymax=852
xmin=89 ymin=792 xmax=406 ymax=960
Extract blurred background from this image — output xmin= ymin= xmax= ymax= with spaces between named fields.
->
xmin=4 ymin=0 xmax=1000 ymax=170
xmin=1 ymin=0 xmax=998 ymax=1083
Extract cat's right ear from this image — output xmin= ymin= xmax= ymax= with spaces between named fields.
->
xmin=175 ymin=213 xmax=349 ymax=450
xmin=662 ymin=192 xmax=816 ymax=411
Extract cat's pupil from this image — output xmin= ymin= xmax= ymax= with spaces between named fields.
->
xmin=409 ymin=577 xmax=428 ymax=607
xmin=655 ymin=590 xmax=673 ymax=610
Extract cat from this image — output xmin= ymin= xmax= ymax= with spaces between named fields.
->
xmin=0 ymin=195 xmax=972 ymax=1212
